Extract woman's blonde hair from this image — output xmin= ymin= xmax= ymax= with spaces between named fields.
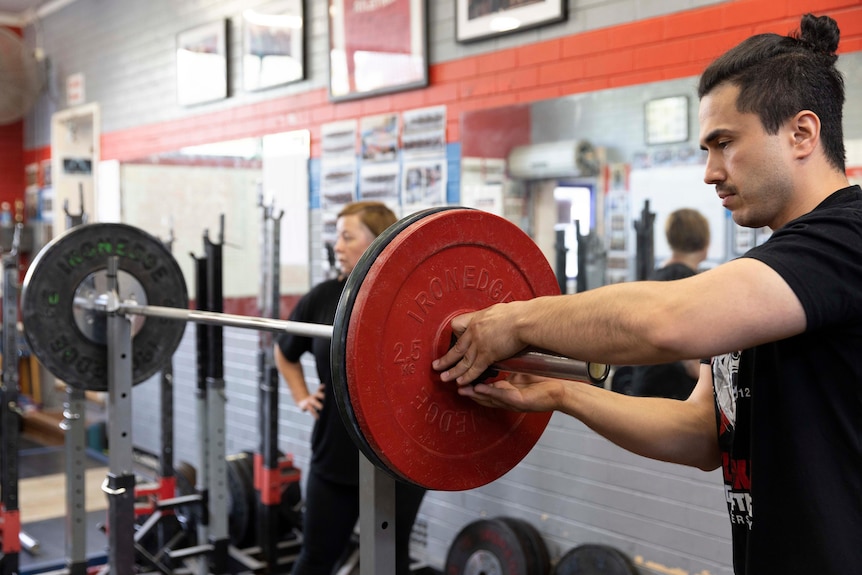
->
xmin=338 ymin=201 xmax=398 ymax=238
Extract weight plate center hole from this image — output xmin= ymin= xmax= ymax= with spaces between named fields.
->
xmin=73 ymin=269 xmax=148 ymax=344
xmin=465 ymin=550 xmax=503 ymax=575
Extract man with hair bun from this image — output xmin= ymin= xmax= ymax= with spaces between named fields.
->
xmin=436 ymin=13 xmax=860 ymax=574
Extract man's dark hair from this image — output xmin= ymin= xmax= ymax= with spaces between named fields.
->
xmin=697 ymin=13 xmax=846 ymax=172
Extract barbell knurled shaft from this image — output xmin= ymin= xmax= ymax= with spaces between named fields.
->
xmin=116 ymin=302 xmax=606 ymax=384
xmin=118 ymin=302 xmax=334 ymax=339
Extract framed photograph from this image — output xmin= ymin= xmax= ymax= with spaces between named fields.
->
xmin=645 ymin=95 xmax=689 ymax=145
xmin=177 ymin=20 xmax=228 ymax=106
xmin=456 ymin=0 xmax=567 ymax=43
xmin=328 ymin=0 xmax=428 ymax=102
xmin=243 ymin=0 xmax=305 ymax=92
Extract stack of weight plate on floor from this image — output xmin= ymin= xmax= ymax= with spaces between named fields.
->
xmin=445 ymin=516 xmax=639 ymax=575
xmin=445 ymin=516 xmax=550 ymax=575
xmin=174 ymin=452 xmax=302 ymax=549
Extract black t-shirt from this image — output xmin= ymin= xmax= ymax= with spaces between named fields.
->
xmin=711 ymin=185 xmax=862 ymax=574
xmin=652 ymin=262 xmax=698 ymax=282
xmin=629 ymin=263 xmax=699 ymax=399
xmin=276 ymin=277 xmax=360 ymax=485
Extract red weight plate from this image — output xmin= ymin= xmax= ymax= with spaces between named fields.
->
xmin=344 ymin=208 xmax=558 ymax=491
xmin=445 ymin=518 xmax=534 ymax=574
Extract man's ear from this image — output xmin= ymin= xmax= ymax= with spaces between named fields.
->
xmin=790 ymin=110 xmax=820 ymax=160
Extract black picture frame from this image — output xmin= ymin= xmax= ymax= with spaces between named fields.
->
xmin=176 ymin=20 xmax=228 ymax=106
xmin=242 ymin=0 xmax=306 ymax=92
xmin=328 ymin=0 xmax=428 ymax=102
xmin=456 ymin=0 xmax=567 ymax=43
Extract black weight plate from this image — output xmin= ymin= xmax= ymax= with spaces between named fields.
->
xmin=331 ymin=206 xmax=461 ymax=484
xmin=445 ymin=517 xmax=534 ymax=575
xmin=174 ymin=460 xmax=200 ymax=545
xmin=499 ymin=517 xmax=551 ymax=575
xmin=552 ymin=544 xmax=638 ymax=575
xmin=21 ymin=223 xmax=189 ymax=391
xmin=227 ymin=453 xmax=255 ymax=548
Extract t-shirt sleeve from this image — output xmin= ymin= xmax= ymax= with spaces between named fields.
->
xmin=276 ymin=293 xmax=314 ymax=363
xmin=744 ymin=213 xmax=862 ymax=331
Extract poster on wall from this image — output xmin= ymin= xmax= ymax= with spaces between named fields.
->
xmin=358 ymin=113 xmax=400 ymax=208
xmin=360 ymin=113 xmax=400 ymax=162
xmin=461 ymin=183 xmax=504 ymax=216
xmin=320 ymin=120 xmax=358 ymax=246
xmin=359 ymin=163 xmax=400 ymax=208
xmin=604 ymin=163 xmax=631 ymax=284
xmin=402 ymin=158 xmax=447 ymax=212
xmin=328 ymin=0 xmax=428 ymax=101
xmin=402 ymin=105 xmax=446 ymax=158
xmin=459 ymin=157 xmax=504 ymax=215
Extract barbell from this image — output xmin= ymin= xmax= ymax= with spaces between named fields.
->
xmin=20 ymin=207 xmax=607 ymax=490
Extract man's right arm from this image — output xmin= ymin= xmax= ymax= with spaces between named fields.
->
xmin=437 ymin=257 xmax=805 ymax=386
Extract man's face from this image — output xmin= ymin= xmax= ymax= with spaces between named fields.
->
xmin=699 ymin=83 xmax=796 ymax=230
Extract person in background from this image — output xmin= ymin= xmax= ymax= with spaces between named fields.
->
xmin=627 ymin=208 xmax=711 ymax=399
xmin=274 ymin=201 xmax=426 ymax=575
xmin=435 ymin=13 xmax=861 ymax=575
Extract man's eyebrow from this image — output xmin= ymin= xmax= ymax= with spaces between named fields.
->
xmin=700 ymin=129 xmax=728 ymax=150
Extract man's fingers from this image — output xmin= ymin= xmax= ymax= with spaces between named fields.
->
xmin=434 ymin=332 xmax=472 ymax=374
xmin=449 ymin=311 xmax=473 ymax=334
xmin=457 ymin=383 xmax=500 ymax=408
xmin=460 ymin=381 xmax=524 ymax=411
xmin=454 ymin=360 xmax=494 ymax=386
xmin=433 ymin=312 xmax=475 ymax=372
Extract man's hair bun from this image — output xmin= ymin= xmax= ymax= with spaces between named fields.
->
xmin=796 ymin=13 xmax=840 ymax=63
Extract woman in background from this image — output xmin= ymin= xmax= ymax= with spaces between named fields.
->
xmin=274 ymin=201 xmax=426 ymax=575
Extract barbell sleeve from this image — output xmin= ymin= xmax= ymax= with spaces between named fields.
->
xmin=115 ymin=302 xmax=607 ymax=384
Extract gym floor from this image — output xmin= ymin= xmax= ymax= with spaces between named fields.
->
xmin=18 ymin=433 xmax=111 ymax=574
xmin=14 ymin=429 xmax=444 ymax=575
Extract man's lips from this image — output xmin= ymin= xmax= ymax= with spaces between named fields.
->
xmin=717 ymin=187 xmax=735 ymax=207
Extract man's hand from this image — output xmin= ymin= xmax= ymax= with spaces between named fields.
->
xmin=433 ymin=303 xmax=528 ymax=385
xmin=458 ymin=373 xmax=565 ymax=413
